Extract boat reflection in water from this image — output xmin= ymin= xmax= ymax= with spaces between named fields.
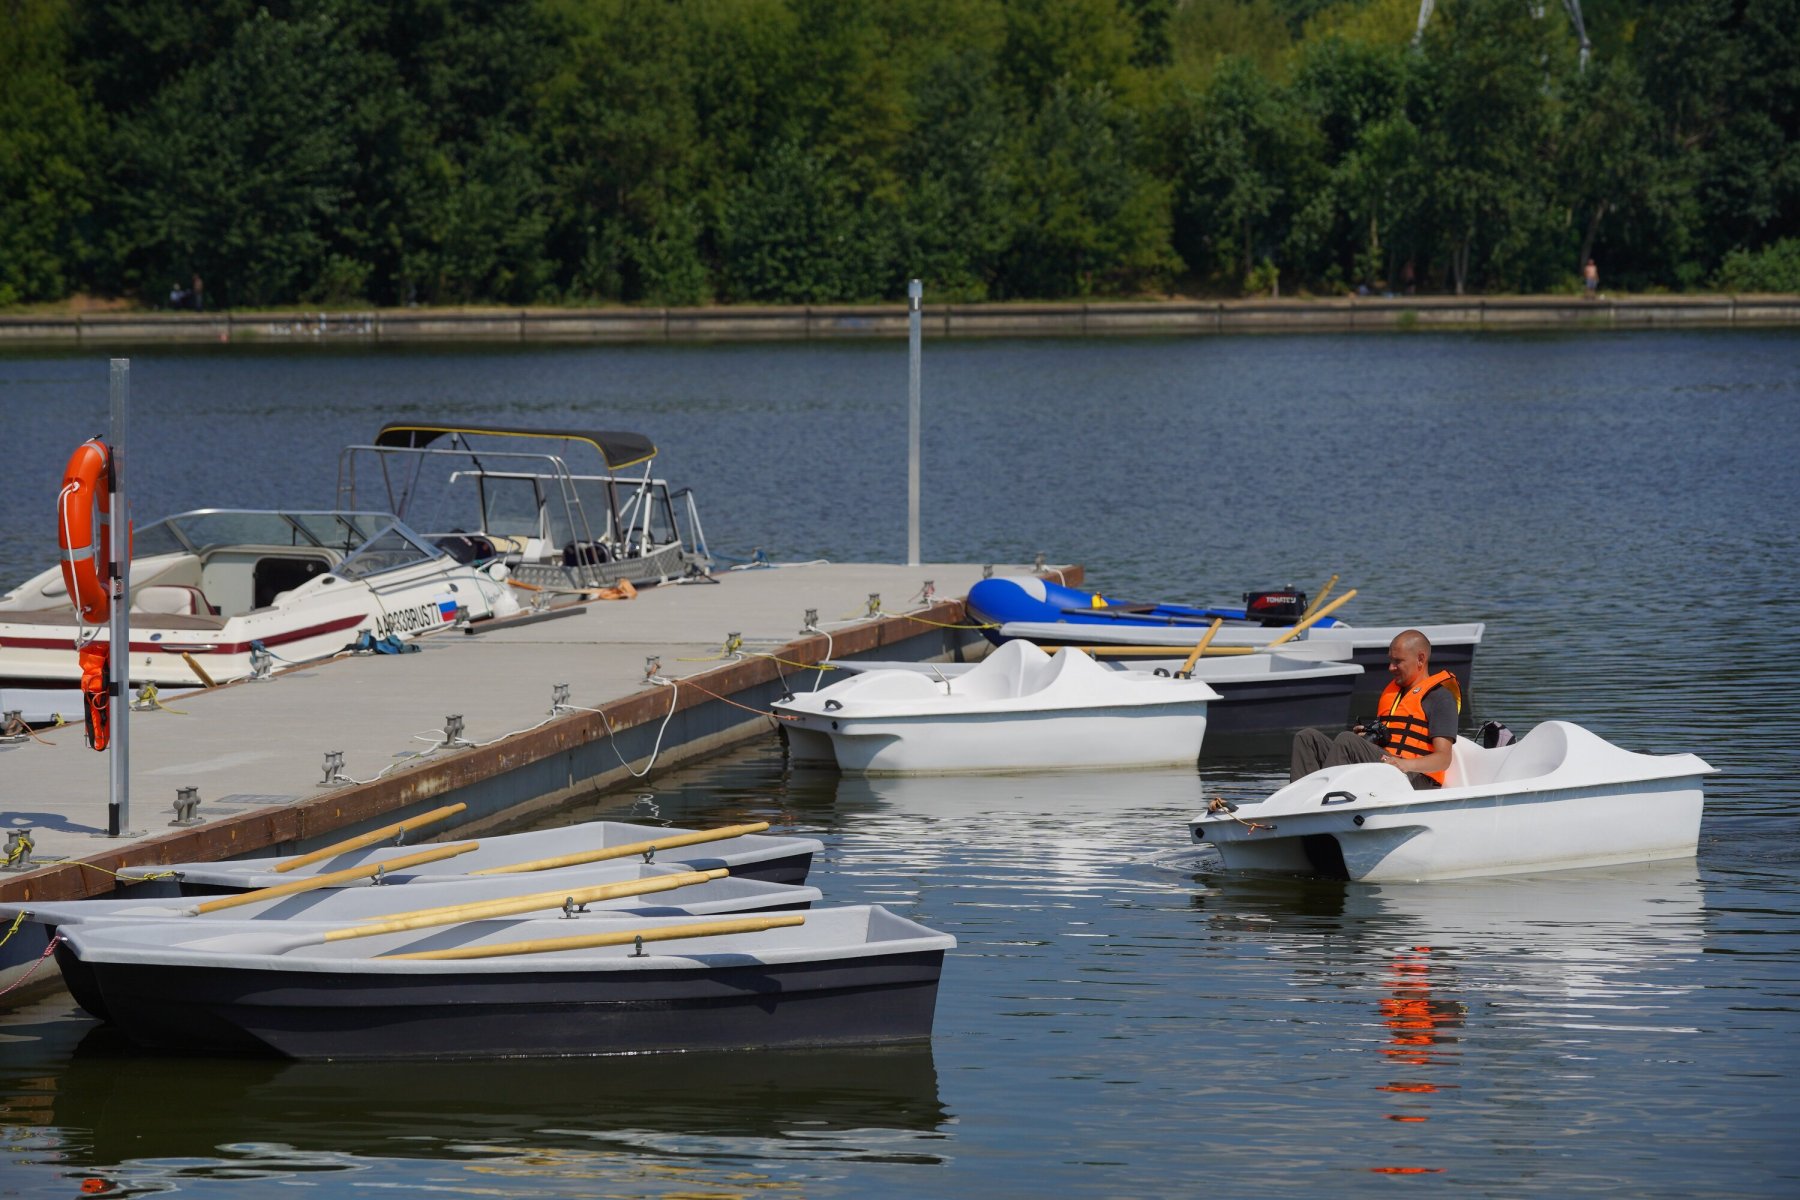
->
xmin=814 ymin=765 xmax=1209 ymax=901
xmin=0 ymin=1019 xmax=945 ymax=1187
xmin=1186 ymin=858 xmax=1705 ymax=1177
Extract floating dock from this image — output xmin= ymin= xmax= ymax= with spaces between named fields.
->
xmin=0 ymin=563 xmax=1074 ymax=998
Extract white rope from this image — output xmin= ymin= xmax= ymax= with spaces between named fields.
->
xmin=560 ymin=679 xmax=680 ymax=779
xmin=58 ymin=481 xmax=104 ymax=649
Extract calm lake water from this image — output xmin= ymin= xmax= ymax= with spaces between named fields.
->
xmin=2 ymin=330 xmax=1798 ymax=1197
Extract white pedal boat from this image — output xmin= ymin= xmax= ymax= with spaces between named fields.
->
xmin=0 ymin=508 xmax=521 ymax=689
xmin=1189 ymin=720 xmax=1715 ymax=882
xmin=773 ymin=639 xmax=1219 ymax=775
xmin=59 ymin=905 xmax=955 ymax=1060
xmin=828 ymin=647 xmax=1362 ymax=748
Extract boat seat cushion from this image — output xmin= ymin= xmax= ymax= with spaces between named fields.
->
xmin=130 ymin=584 xmax=213 ymax=616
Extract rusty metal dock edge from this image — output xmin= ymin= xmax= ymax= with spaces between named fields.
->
xmin=0 ymin=586 xmax=1051 ymax=918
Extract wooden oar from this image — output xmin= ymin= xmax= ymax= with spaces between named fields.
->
xmin=214 ymin=869 xmax=734 ymax=952
xmin=336 ymin=868 xmax=729 ymax=935
xmin=383 ymin=911 xmax=806 ymax=961
xmin=1050 ymin=591 xmax=1356 ymax=661
xmin=192 ymin=842 xmax=479 ymax=914
xmin=1175 ymin=619 xmax=1224 ymax=677
xmin=1298 ymin=574 xmax=1339 ymax=621
xmin=468 ymin=821 xmax=773 ymax=877
xmin=1262 ymin=588 xmax=1357 ymax=649
xmin=273 ymin=803 xmax=468 ymax=874
xmin=1061 ymin=644 xmax=1255 ymax=657
xmin=181 ymin=652 xmax=218 ymax=687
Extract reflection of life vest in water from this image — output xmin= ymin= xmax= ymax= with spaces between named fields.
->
xmin=79 ymin=642 xmax=111 ymax=751
xmin=1380 ymin=945 xmax=1464 ymax=1067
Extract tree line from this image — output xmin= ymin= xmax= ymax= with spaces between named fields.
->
xmin=2 ymin=0 xmax=1796 ymax=311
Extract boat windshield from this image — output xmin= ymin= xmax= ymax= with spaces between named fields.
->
xmin=479 ymin=475 xmax=548 ymax=541
xmin=333 ymin=522 xmax=446 ymax=578
xmin=134 ymin=510 xmax=441 ymax=577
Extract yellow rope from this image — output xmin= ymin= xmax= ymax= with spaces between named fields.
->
xmin=134 ymin=683 xmax=188 ymax=715
xmin=2 ymin=831 xmax=32 ymax=868
xmin=898 ymin=613 xmax=998 ymax=630
xmin=746 ymin=651 xmax=840 ymax=672
xmin=673 ymin=676 xmax=795 ymax=722
xmin=74 ymin=860 xmax=178 ymax=884
xmin=677 ymin=633 xmax=746 ymax=663
xmin=0 ymin=911 xmax=27 ymax=949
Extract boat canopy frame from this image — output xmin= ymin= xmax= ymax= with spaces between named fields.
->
xmin=335 ymin=425 xmax=710 ymax=586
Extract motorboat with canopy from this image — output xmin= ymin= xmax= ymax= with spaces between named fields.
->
xmin=335 ymin=423 xmax=712 ymax=593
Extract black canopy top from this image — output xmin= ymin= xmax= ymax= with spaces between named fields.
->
xmin=372 ymin=423 xmax=658 ymax=470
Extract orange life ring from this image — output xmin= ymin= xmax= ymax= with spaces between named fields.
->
xmin=58 ymin=439 xmax=115 ymax=624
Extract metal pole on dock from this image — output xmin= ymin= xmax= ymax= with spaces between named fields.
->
xmin=107 ymin=358 xmax=134 ymax=837
xmin=907 ymin=279 xmax=922 ymax=567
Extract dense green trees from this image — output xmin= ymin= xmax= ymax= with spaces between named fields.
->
xmin=0 ymin=0 xmax=1793 ymax=308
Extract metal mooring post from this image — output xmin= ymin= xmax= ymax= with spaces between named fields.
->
xmin=108 ymin=358 xmax=136 ymax=837
xmin=907 ymin=279 xmax=922 ymax=567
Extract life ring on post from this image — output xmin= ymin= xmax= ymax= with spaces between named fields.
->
xmin=58 ymin=438 xmax=115 ymax=624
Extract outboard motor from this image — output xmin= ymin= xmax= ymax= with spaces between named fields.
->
xmin=1243 ymin=588 xmax=1307 ymax=626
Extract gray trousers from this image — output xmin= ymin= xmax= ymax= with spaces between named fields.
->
xmin=1289 ymin=727 xmax=1439 ymax=789
xmin=1289 ymin=727 xmax=1385 ymax=781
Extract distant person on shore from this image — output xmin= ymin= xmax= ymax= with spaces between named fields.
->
xmin=169 ymin=281 xmax=187 ymax=309
xmin=1584 ymin=258 xmax=1599 ymax=299
xmin=1288 ymin=630 xmax=1460 ymax=790
xmin=191 ymin=273 xmax=205 ymax=312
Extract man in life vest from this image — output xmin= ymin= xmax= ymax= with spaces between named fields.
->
xmin=1289 ymin=629 xmax=1460 ymax=789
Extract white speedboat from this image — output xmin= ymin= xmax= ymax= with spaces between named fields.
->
xmin=774 ymin=639 xmax=1219 ymax=775
xmin=1188 ymin=720 xmax=1716 ymax=882
xmin=0 ymin=509 xmax=520 ymax=689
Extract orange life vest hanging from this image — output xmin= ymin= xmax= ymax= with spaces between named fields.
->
xmin=79 ymin=641 xmax=111 ymax=751
xmin=1377 ymin=670 xmax=1461 ymax=785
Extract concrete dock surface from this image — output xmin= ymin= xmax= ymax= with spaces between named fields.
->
xmin=0 ymin=562 xmax=1066 ymax=910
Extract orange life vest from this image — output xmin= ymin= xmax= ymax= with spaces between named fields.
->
xmin=79 ymin=641 xmax=110 ymax=751
xmin=1377 ymin=670 xmax=1461 ymax=785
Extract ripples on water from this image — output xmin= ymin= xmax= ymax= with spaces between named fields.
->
xmin=2 ymin=331 xmax=1798 ymax=1197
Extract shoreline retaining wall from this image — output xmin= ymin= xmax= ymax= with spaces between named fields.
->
xmin=2 ymin=295 xmax=1797 ymax=345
